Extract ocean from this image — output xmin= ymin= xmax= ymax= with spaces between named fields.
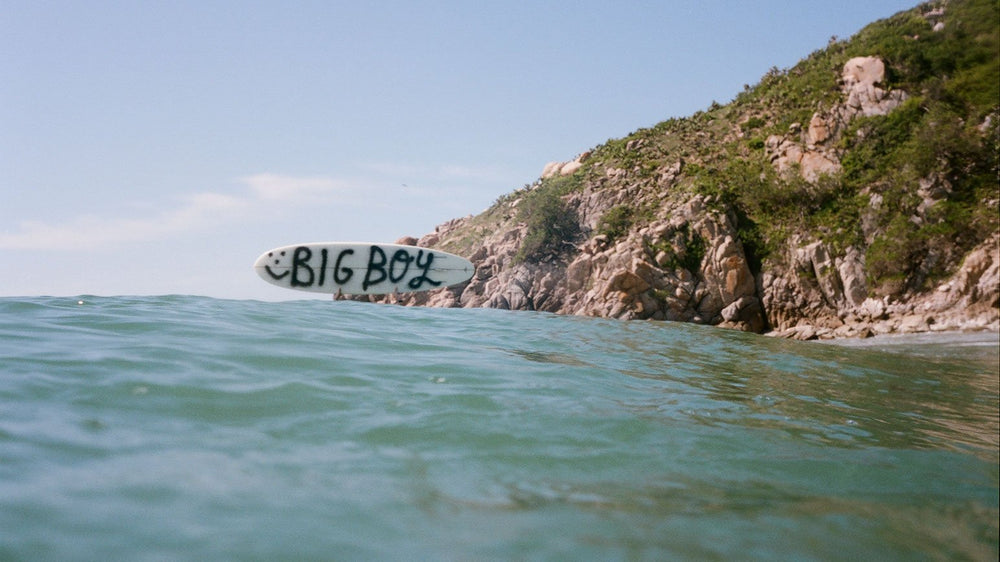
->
xmin=1 ymin=295 xmax=997 ymax=561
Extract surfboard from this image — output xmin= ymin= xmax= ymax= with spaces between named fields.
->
xmin=253 ymin=242 xmax=475 ymax=295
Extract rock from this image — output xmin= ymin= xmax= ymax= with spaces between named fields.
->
xmin=794 ymin=241 xmax=843 ymax=308
xmin=837 ymin=247 xmax=868 ymax=307
xmin=541 ymin=153 xmax=589 ymax=178
xmin=767 ymin=126 xmax=839 ymax=181
xmin=418 ymin=233 xmax=440 ymax=247
xmin=808 ymin=113 xmax=831 ymax=145
xmin=842 ymin=56 xmax=907 ymax=117
xmin=788 ymin=324 xmax=819 ymax=341
xmin=842 ymin=56 xmax=885 ymax=90
xmin=899 ymin=314 xmax=931 ymax=333
xmin=720 ymin=296 xmax=766 ymax=333
xmin=541 ymin=161 xmax=563 ymax=179
xmin=565 ymin=255 xmax=592 ymax=293
xmin=798 ymin=151 xmax=841 ymax=181
xmin=560 ymin=160 xmax=582 ymax=175
xmin=602 ymin=270 xmax=650 ymax=298
xmin=859 ymin=297 xmax=887 ymax=320
xmin=921 ymin=233 xmax=1000 ymax=315
xmin=924 ymin=7 xmax=945 ymax=19
xmin=763 ymin=238 xmax=880 ymax=333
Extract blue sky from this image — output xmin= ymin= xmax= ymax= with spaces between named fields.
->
xmin=2 ymin=0 xmax=919 ymax=300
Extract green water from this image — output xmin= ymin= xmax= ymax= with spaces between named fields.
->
xmin=1 ymin=296 xmax=996 ymax=560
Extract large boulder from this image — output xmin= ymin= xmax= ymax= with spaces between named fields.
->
xmin=841 ymin=56 xmax=908 ymax=117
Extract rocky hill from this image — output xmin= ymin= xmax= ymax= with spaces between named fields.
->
xmin=360 ymin=0 xmax=999 ymax=340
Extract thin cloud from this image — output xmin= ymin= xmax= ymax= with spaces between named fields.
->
xmin=242 ymin=173 xmax=351 ymax=201
xmin=0 ymin=174 xmax=350 ymax=251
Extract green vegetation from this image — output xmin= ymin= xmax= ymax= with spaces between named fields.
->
xmin=513 ymin=173 xmax=584 ymax=263
xmin=688 ymin=0 xmax=999 ymax=292
xmin=829 ymin=0 xmax=1000 ymax=290
xmin=646 ymin=223 xmax=707 ymax=272
xmin=597 ymin=205 xmax=633 ymax=241
xmin=741 ymin=116 xmax=766 ymax=132
xmin=837 ymin=92 xmax=999 ymax=290
xmin=451 ymin=0 xmax=998 ymax=298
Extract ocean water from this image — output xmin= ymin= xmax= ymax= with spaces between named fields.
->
xmin=1 ymin=295 xmax=997 ymax=561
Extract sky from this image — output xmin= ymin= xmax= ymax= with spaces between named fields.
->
xmin=2 ymin=0 xmax=920 ymax=300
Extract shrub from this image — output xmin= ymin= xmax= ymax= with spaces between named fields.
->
xmin=677 ymin=229 xmax=707 ymax=272
xmin=513 ymin=174 xmax=583 ymax=263
xmin=649 ymin=223 xmax=708 ymax=273
xmin=741 ymin=116 xmax=766 ymax=131
xmin=597 ymin=205 xmax=633 ymax=241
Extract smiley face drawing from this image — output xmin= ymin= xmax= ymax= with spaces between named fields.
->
xmin=263 ymin=251 xmax=290 ymax=280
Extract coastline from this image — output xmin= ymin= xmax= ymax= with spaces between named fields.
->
xmin=819 ymin=328 xmax=999 ymax=348
xmin=765 ymin=308 xmax=1000 ymax=341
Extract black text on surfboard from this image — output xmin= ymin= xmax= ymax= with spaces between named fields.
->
xmin=263 ymin=245 xmax=444 ymax=292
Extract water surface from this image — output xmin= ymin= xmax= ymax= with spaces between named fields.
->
xmin=1 ymin=296 xmax=996 ymax=560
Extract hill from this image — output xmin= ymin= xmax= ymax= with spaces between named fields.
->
xmin=362 ymin=0 xmax=999 ymax=339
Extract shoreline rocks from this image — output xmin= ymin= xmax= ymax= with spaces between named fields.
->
xmin=370 ymin=212 xmax=998 ymax=341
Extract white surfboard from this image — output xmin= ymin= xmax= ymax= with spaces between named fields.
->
xmin=253 ymin=242 xmax=475 ymax=295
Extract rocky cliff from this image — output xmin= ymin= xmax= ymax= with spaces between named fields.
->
xmin=358 ymin=0 xmax=1000 ymax=340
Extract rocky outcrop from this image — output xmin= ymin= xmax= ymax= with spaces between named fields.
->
xmin=766 ymin=56 xmax=908 ymax=181
xmin=542 ymin=152 xmax=592 ymax=178
xmin=369 ymin=193 xmax=768 ymax=334
xmin=373 ymin=208 xmax=998 ymax=339
xmin=766 ymin=233 xmax=1000 ymax=339
xmin=557 ymin=195 xmax=762 ymax=329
